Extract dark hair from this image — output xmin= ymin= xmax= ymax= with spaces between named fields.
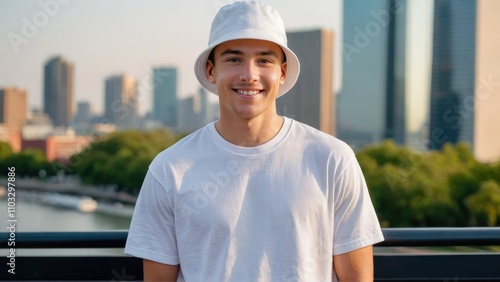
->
xmin=208 ymin=48 xmax=215 ymax=64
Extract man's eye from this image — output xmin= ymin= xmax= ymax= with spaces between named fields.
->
xmin=226 ymin=58 xmax=240 ymax=62
xmin=259 ymin=59 xmax=272 ymax=64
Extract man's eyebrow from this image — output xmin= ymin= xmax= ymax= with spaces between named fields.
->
xmin=256 ymin=50 xmax=279 ymax=58
xmin=219 ymin=49 xmax=279 ymax=58
xmin=220 ymin=49 xmax=243 ymax=56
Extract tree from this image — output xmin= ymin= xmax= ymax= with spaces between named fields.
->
xmin=356 ymin=140 xmax=499 ymax=227
xmin=70 ymin=128 xmax=182 ymax=192
xmin=466 ymin=181 xmax=500 ymax=226
xmin=0 ymin=141 xmax=13 ymax=161
xmin=2 ymin=148 xmax=48 ymax=177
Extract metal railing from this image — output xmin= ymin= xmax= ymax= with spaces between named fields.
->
xmin=1 ymin=227 xmax=500 ymax=281
xmin=2 ymin=227 xmax=500 ymax=248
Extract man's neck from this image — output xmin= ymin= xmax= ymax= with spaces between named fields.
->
xmin=215 ymin=114 xmax=284 ymax=147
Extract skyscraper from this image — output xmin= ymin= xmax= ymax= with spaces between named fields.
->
xmin=43 ymin=56 xmax=73 ymax=127
xmin=75 ymin=101 xmax=91 ymax=123
xmin=338 ymin=0 xmax=408 ymax=149
xmin=198 ymin=86 xmax=218 ymax=124
xmin=429 ymin=0 xmax=500 ymax=162
xmin=0 ymin=86 xmax=27 ymax=130
xmin=73 ymin=101 xmax=92 ymax=133
xmin=198 ymin=86 xmax=208 ymax=124
xmin=104 ymin=74 xmax=138 ymax=129
xmin=178 ymin=96 xmax=200 ymax=132
xmin=429 ymin=0 xmax=475 ymax=150
xmin=340 ymin=0 xmax=435 ymax=150
xmin=277 ymin=29 xmax=335 ymax=135
xmin=152 ymin=67 xmax=178 ymax=129
xmin=0 ymin=86 xmax=27 ymax=152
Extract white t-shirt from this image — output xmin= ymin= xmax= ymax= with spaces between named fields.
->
xmin=125 ymin=117 xmax=384 ymax=281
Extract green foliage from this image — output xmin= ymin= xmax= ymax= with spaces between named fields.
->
xmin=357 ymin=140 xmax=500 ymax=227
xmin=0 ymin=141 xmax=13 ymax=160
xmin=70 ymin=128 xmax=181 ymax=193
xmin=466 ymin=181 xmax=500 ymax=226
xmin=0 ymin=148 xmax=48 ymax=177
xmin=0 ymin=142 xmax=60 ymax=178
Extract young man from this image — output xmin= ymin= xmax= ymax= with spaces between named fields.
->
xmin=125 ymin=1 xmax=384 ymax=281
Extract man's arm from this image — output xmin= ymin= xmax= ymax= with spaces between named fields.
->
xmin=332 ymin=245 xmax=374 ymax=281
xmin=143 ymin=259 xmax=179 ymax=282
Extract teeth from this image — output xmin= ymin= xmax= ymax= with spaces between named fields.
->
xmin=238 ymin=90 xmax=260 ymax=96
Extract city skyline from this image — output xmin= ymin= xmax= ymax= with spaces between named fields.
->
xmin=0 ymin=0 xmax=342 ymax=115
xmin=2 ymin=1 xmax=499 ymax=161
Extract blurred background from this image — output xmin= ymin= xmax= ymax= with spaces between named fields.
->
xmin=0 ymin=0 xmax=499 ymax=241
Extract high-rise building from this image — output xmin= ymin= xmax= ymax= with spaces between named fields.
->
xmin=75 ymin=101 xmax=91 ymax=123
xmin=198 ymin=87 xmax=218 ymax=124
xmin=339 ymin=0 xmax=435 ymax=151
xmin=0 ymin=86 xmax=27 ymax=130
xmin=43 ymin=56 xmax=73 ymax=127
xmin=338 ymin=0 xmax=408 ymax=149
xmin=0 ymin=86 xmax=27 ymax=152
xmin=152 ymin=67 xmax=178 ymax=129
xmin=429 ymin=0 xmax=500 ymax=162
xmin=104 ymin=74 xmax=138 ymax=129
xmin=177 ymin=88 xmax=219 ymax=132
xmin=198 ymin=87 xmax=208 ymax=124
xmin=73 ymin=101 xmax=92 ymax=133
xmin=277 ymin=29 xmax=335 ymax=135
xmin=178 ymin=96 xmax=201 ymax=132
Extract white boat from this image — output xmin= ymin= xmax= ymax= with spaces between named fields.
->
xmin=41 ymin=193 xmax=97 ymax=213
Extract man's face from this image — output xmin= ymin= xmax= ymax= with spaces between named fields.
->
xmin=206 ymin=39 xmax=287 ymax=121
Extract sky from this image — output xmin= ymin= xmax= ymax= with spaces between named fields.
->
xmin=405 ymin=0 xmax=434 ymax=132
xmin=0 ymin=0 xmax=342 ymax=115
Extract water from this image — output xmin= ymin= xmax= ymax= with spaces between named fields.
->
xmin=1 ymin=197 xmax=132 ymax=256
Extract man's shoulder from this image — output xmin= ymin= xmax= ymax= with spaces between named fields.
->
xmin=288 ymin=118 xmax=354 ymax=155
xmin=151 ymin=123 xmax=213 ymax=166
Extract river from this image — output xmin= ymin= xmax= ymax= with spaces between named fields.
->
xmin=1 ymin=196 xmax=132 ymax=256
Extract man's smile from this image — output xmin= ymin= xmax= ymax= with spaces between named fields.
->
xmin=235 ymin=89 xmax=263 ymax=96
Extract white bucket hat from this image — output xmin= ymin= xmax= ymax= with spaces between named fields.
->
xmin=194 ymin=1 xmax=300 ymax=98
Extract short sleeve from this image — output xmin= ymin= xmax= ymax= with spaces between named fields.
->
xmin=125 ymin=169 xmax=180 ymax=265
xmin=332 ymin=155 xmax=384 ymax=255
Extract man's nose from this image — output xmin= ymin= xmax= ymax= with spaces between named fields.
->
xmin=239 ymin=62 xmax=259 ymax=82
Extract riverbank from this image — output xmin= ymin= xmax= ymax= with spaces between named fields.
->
xmin=0 ymin=177 xmax=137 ymax=205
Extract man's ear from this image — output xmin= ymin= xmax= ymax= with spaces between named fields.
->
xmin=280 ymin=61 xmax=287 ymax=85
xmin=206 ymin=60 xmax=216 ymax=83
